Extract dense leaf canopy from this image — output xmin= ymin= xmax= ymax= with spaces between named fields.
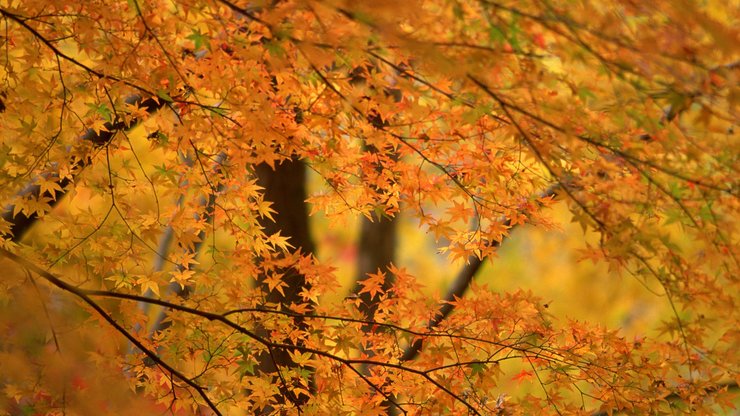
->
xmin=0 ymin=0 xmax=737 ymax=415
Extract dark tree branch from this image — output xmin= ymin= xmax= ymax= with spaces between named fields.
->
xmin=349 ymin=68 xmax=401 ymax=322
xmin=5 ymin=246 xmax=659 ymax=416
xmin=2 ymin=95 xmax=164 ymax=241
xmin=0 ymin=8 xmax=163 ymax=99
xmin=0 ymin=247 xmax=224 ymax=416
xmin=400 ymin=256 xmax=484 ymax=362
xmin=401 ymin=185 xmax=559 ymax=362
xmin=1 ymin=246 xmax=488 ymax=414
xmin=10 ymin=242 xmax=732 ymax=416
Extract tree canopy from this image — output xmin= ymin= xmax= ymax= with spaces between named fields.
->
xmin=0 ymin=0 xmax=737 ymax=415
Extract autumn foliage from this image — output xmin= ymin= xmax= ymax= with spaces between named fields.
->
xmin=0 ymin=0 xmax=738 ymax=415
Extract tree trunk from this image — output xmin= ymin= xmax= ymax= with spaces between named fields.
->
xmin=354 ymin=214 xmax=397 ymax=320
xmin=254 ymin=157 xmax=315 ymax=409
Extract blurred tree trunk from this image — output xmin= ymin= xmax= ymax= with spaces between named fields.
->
xmin=254 ymin=157 xmax=315 ymax=408
xmin=255 ymin=159 xmax=315 ymax=260
xmin=352 ymin=143 xmax=399 ymax=396
xmin=354 ymin=213 xmax=397 ymax=320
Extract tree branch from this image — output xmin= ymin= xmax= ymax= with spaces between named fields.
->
xmin=2 ymin=95 xmax=164 ymax=241
xmin=0 ymin=8 xmax=161 ymax=99
xmin=0 ymin=247 xmax=224 ymax=416
xmin=401 ymin=185 xmax=559 ymax=362
xmin=0 ymin=247 xmax=493 ymax=415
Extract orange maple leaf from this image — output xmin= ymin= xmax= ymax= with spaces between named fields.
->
xmin=358 ymin=270 xmax=387 ymax=300
xmin=511 ymin=369 xmax=534 ymax=384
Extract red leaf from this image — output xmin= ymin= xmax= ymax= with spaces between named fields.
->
xmin=511 ymin=369 xmax=534 ymax=384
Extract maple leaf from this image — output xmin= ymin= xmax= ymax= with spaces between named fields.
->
xmin=89 ymin=118 xmax=110 ymax=135
xmin=266 ymin=231 xmax=293 ymax=251
xmin=263 ymin=272 xmax=288 ymax=296
xmin=134 ymin=275 xmax=160 ymax=296
xmin=446 ymin=200 xmax=474 ymax=224
xmin=0 ymin=1 xmax=736 ymax=414
xmin=357 ymin=270 xmax=387 ymax=300
xmin=511 ymin=369 xmax=534 ymax=385
xmin=169 ymin=269 xmax=195 ymax=290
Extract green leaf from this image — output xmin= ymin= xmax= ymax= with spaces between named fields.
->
xmin=265 ymin=40 xmax=285 ymax=58
xmin=577 ymin=86 xmax=596 ymax=102
xmin=663 ymin=207 xmax=683 ymax=226
xmin=209 ymin=106 xmax=227 ymax=117
xmin=186 ymin=28 xmax=210 ymax=51
xmin=452 ymin=3 xmax=464 ymax=19
xmin=698 ymin=203 xmax=714 ymax=221
xmin=470 ymin=362 xmax=487 ymax=376
xmin=488 ymin=25 xmax=506 ymax=44
xmin=15 ymin=118 xmax=37 ymax=137
xmin=462 ymin=103 xmax=493 ymax=124
xmin=507 ymin=17 xmax=522 ymax=51
xmin=86 ymin=103 xmax=112 ymax=122
xmin=156 ymin=89 xmax=174 ymax=103
xmin=155 ymin=131 xmax=168 ymax=144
